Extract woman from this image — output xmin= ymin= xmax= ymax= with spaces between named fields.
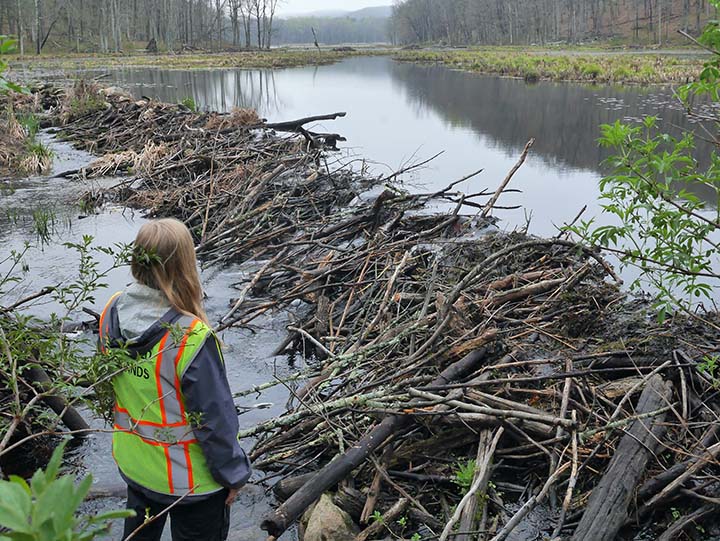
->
xmin=99 ymin=218 xmax=251 ymax=541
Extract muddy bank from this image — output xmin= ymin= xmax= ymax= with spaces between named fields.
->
xmin=7 ymin=82 xmax=720 ymax=540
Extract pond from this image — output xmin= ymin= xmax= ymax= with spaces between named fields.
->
xmin=45 ymin=54 xmax=715 ymax=237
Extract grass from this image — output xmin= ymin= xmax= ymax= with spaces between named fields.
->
xmin=21 ymin=139 xmax=54 ymax=174
xmin=0 ymin=107 xmax=54 ymax=176
xmin=60 ymin=80 xmax=107 ymax=122
xmin=9 ymin=47 xmax=392 ymax=72
xmin=10 ymin=45 xmax=702 ymax=84
xmin=394 ymin=48 xmax=706 ymax=84
xmin=31 ymin=207 xmax=57 ymax=244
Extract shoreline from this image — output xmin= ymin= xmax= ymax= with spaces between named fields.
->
xmin=394 ymin=48 xmax=705 ymax=85
xmin=8 ymin=45 xmax=707 ymax=86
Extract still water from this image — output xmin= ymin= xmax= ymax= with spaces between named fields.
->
xmin=63 ymin=55 xmax=716 ymax=237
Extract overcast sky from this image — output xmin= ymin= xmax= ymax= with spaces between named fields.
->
xmin=278 ymin=0 xmax=389 ymax=16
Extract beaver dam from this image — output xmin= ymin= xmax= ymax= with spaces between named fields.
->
xmin=4 ymin=82 xmax=720 ymax=541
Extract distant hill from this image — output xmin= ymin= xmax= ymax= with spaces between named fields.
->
xmin=286 ymin=9 xmax=348 ymax=18
xmin=284 ymin=6 xmax=391 ymax=20
xmin=348 ymin=6 xmax=392 ymax=19
xmin=276 ymin=5 xmax=392 ymax=45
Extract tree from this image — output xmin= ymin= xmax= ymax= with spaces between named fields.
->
xmin=389 ymin=0 xmax=715 ymax=46
xmin=571 ymin=0 xmax=720 ymax=322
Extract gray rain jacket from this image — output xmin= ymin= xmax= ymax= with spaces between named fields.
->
xmin=103 ymin=282 xmax=252 ymax=504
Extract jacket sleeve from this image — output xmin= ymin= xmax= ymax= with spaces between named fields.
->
xmin=181 ymin=335 xmax=252 ymax=489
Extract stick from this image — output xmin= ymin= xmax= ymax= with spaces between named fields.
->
xmin=442 ymin=428 xmax=504 ymax=541
xmin=260 ymin=348 xmax=490 ymax=538
xmin=480 ymin=138 xmax=534 ymax=219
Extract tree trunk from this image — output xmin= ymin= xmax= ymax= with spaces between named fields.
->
xmin=34 ymin=0 xmax=41 ymax=54
xmin=16 ymin=0 xmax=24 ymax=56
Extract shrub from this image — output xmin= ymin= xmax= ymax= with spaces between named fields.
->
xmin=0 ymin=440 xmax=134 ymax=540
xmin=580 ymin=62 xmax=603 ymax=79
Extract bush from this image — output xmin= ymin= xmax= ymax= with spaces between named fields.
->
xmin=0 ymin=36 xmax=24 ymax=95
xmin=580 ymin=62 xmax=602 ymax=79
xmin=0 ymin=440 xmax=134 ymax=540
xmin=570 ymin=1 xmax=720 ymax=321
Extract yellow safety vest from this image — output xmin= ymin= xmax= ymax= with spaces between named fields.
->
xmin=99 ymin=292 xmax=223 ymax=497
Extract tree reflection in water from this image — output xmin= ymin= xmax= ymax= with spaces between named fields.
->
xmin=95 ymin=57 xmax=716 ymax=217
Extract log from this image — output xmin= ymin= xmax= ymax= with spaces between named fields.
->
xmin=26 ymin=365 xmax=90 ymax=433
xmin=260 ymin=348 xmax=489 ymax=538
xmin=333 ymin=486 xmax=365 ymax=523
xmin=571 ymin=375 xmax=673 ymax=541
xmin=263 ymin=112 xmax=347 ymax=132
xmin=272 ymin=472 xmax=316 ymax=502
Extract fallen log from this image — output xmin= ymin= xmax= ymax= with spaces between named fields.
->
xmin=333 ymin=486 xmax=365 ymax=523
xmin=263 ymin=112 xmax=347 ymax=132
xmin=260 ymin=348 xmax=491 ymax=539
xmin=26 ymin=365 xmax=90 ymax=434
xmin=572 ymin=375 xmax=673 ymax=541
xmin=272 ymin=472 xmax=316 ymax=502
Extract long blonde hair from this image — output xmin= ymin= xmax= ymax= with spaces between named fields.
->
xmin=131 ymin=218 xmax=209 ymax=325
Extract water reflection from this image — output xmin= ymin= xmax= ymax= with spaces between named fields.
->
xmin=77 ymin=57 xmax=715 ymax=235
xmin=388 ymin=60 xmax=715 ymax=179
xmin=103 ymin=68 xmax=284 ymax=116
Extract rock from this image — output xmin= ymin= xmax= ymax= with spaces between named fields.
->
xmin=303 ymin=493 xmax=359 ymax=541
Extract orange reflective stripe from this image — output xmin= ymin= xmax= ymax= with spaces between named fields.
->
xmin=174 ymin=320 xmax=201 ymax=494
xmin=173 ymin=319 xmax=200 ymax=419
xmin=154 ymin=332 xmax=170 ymax=424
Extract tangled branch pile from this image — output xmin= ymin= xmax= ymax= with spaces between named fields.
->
xmin=233 ymin=205 xmax=720 ymax=541
xmin=19 ymin=83 xmax=720 ymax=540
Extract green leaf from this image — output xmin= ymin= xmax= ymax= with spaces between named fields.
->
xmin=42 ymin=439 xmax=68 ymax=484
xmin=7 ymin=477 xmax=30 ymax=496
xmin=0 ymin=482 xmax=32 ymax=533
xmin=54 ymin=475 xmax=93 ymax=533
xmin=90 ymin=509 xmax=136 ymax=522
xmin=33 ymin=476 xmax=73 ymax=528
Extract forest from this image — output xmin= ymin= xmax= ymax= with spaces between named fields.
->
xmin=0 ymin=0 xmax=391 ymax=53
xmin=6 ymin=0 xmax=715 ymax=54
xmin=390 ymin=0 xmax=715 ymax=45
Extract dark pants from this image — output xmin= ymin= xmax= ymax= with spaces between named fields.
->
xmin=122 ymin=485 xmax=230 ymax=541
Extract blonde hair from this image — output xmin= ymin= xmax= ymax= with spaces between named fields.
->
xmin=131 ymin=218 xmax=209 ymax=325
